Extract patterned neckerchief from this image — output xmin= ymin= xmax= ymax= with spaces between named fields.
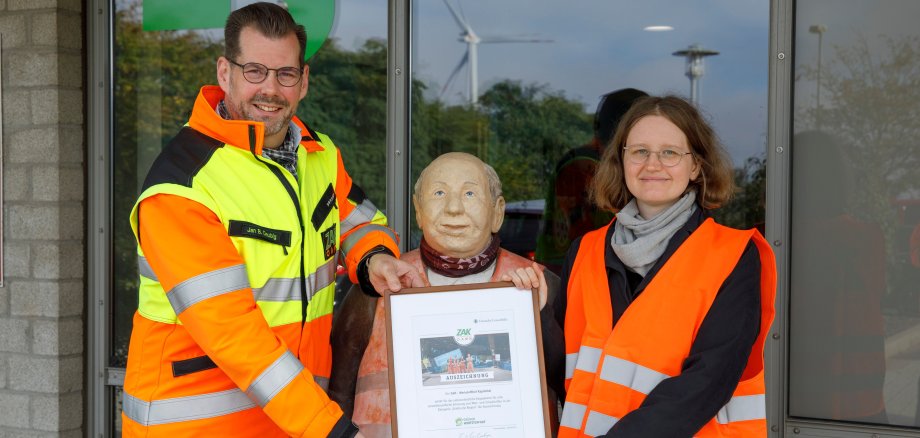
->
xmin=217 ymin=101 xmax=300 ymax=179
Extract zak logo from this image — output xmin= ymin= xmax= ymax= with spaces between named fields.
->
xmin=320 ymin=226 xmax=337 ymax=260
xmin=454 ymin=328 xmax=474 ymax=346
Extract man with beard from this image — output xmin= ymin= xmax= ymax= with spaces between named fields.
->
xmin=121 ymin=3 xmax=422 ymax=437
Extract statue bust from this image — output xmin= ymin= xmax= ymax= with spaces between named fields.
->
xmin=329 ymin=152 xmax=564 ymax=437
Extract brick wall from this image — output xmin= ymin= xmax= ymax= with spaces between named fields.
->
xmin=0 ymin=0 xmax=85 ymax=436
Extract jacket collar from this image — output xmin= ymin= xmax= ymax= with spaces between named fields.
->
xmin=188 ymin=85 xmax=326 ymax=155
xmin=605 ymin=205 xmax=709 ymax=295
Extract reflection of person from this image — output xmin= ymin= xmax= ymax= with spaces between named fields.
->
xmin=555 ymin=96 xmax=777 ymax=437
xmin=121 ymin=4 xmax=422 ymax=437
xmin=536 ymin=88 xmax=648 ymax=274
xmin=329 ymin=152 xmax=565 ymax=437
xmin=789 ymin=130 xmax=887 ymax=422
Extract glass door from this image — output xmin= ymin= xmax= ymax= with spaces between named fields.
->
xmin=789 ymin=0 xmax=920 ymax=430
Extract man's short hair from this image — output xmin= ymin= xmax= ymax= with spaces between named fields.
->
xmin=225 ymin=2 xmax=307 ymax=65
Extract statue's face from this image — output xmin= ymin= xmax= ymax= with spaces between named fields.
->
xmin=414 ymin=155 xmax=504 ymax=259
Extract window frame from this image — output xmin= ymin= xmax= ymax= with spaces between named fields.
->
xmin=85 ymin=0 xmax=920 ymax=436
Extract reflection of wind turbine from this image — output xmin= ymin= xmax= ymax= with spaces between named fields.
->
xmin=441 ymin=0 xmax=551 ymax=105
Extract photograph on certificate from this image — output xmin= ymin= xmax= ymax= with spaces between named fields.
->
xmin=418 ymin=332 xmax=512 ymax=386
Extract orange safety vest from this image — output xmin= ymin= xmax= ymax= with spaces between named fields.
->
xmin=122 ymin=86 xmax=398 ymax=437
xmin=559 ymin=219 xmax=776 ymax=437
xmin=352 ymin=249 xmax=543 ymax=438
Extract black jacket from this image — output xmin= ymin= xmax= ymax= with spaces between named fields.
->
xmin=557 ymin=207 xmax=762 ymax=437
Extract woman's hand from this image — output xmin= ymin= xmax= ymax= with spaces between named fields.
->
xmin=500 ymin=262 xmax=548 ymax=310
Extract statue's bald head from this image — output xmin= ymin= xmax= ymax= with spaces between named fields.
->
xmin=414 ymin=152 xmax=502 ymax=202
xmin=413 ymin=152 xmax=506 ymax=258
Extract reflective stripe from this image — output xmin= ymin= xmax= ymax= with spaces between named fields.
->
xmin=559 ymin=401 xmax=587 ymax=430
xmin=253 ymin=278 xmax=301 ymax=302
xmin=584 ymin=410 xmax=619 ymax=437
xmin=167 ymin=264 xmax=250 ymax=315
xmin=716 ymin=394 xmax=766 ymax=424
xmin=565 ymin=352 xmax=579 ymax=379
xmin=306 ymin=258 xmax=336 ymax=302
xmin=138 ymin=256 xmax=157 ymax=281
xmin=122 ymin=389 xmax=255 ymax=426
xmin=341 ymin=224 xmax=398 ymax=256
xmin=599 ymin=355 xmax=670 ymax=395
xmin=245 ymin=351 xmax=303 ymax=407
xmin=575 ymin=346 xmax=602 ymax=373
xmin=252 ymin=259 xmax=336 ymax=303
xmin=340 ymin=199 xmax=378 ymax=236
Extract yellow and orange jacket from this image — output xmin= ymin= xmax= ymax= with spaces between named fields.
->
xmin=559 ymin=219 xmax=776 ymax=437
xmin=122 ymin=86 xmax=398 ymax=437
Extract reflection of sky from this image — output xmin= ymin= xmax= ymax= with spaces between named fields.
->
xmin=332 ymin=0 xmax=769 ymax=164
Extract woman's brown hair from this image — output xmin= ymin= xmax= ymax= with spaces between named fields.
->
xmin=589 ymin=95 xmax=736 ymax=212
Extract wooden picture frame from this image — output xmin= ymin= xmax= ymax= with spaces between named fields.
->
xmin=384 ymin=281 xmax=551 ymax=437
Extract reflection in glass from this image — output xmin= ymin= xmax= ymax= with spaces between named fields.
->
xmin=791 ymin=0 xmax=920 ymax=428
xmin=790 ymin=131 xmax=888 ymax=423
xmin=112 ymin=2 xmax=221 ymax=366
xmin=409 ymin=0 xmax=769 ymax=255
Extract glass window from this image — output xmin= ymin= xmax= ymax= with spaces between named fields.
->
xmin=110 ymin=0 xmax=386 ymax=432
xmin=790 ymin=0 xmax=920 ymax=428
xmin=112 ymin=1 xmax=222 ymax=368
xmin=409 ymin=0 xmax=769 ymax=262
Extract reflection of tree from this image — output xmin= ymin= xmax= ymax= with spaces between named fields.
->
xmin=479 ymin=81 xmax=593 ymax=201
xmin=408 ymin=80 xmax=593 ymax=240
xmin=796 ymin=34 xmax=920 ymax=259
xmin=112 ymin=3 xmax=222 ymax=365
xmin=300 ymin=38 xmax=389 ymax=205
xmin=713 ymin=155 xmax=766 ymax=230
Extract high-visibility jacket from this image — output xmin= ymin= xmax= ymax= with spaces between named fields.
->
xmin=559 ymin=219 xmax=776 ymax=437
xmin=352 ymin=249 xmax=546 ymax=438
xmin=122 ymin=85 xmax=399 ymax=437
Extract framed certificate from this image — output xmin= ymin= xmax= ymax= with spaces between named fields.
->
xmin=385 ymin=282 xmax=551 ymax=438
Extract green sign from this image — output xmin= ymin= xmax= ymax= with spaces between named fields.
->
xmin=143 ymin=0 xmax=335 ymax=61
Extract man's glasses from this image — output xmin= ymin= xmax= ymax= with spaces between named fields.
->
xmin=623 ymin=146 xmax=693 ymax=167
xmin=228 ymin=59 xmax=303 ymax=87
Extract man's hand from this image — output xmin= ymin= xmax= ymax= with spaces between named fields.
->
xmin=367 ymin=253 xmax=427 ymax=294
xmin=500 ymin=262 xmax=548 ymax=309
xmin=355 ymin=432 xmax=366 ymax=438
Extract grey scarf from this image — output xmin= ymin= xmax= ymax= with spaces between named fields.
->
xmin=612 ymin=191 xmax=697 ymax=276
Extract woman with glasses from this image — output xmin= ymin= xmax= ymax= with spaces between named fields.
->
xmin=555 ymin=95 xmax=777 ymax=437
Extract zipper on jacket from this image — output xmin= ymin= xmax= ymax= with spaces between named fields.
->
xmin=249 ymin=125 xmax=310 ymax=328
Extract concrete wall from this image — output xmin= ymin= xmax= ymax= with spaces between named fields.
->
xmin=0 ymin=0 xmax=85 ymax=436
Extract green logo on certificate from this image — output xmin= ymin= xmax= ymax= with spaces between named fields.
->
xmin=454 ymin=328 xmax=475 ymax=346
